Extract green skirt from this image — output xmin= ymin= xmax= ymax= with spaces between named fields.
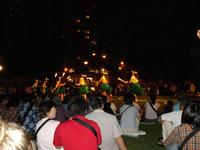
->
xmin=79 ymin=85 xmax=90 ymax=94
xmin=130 ymin=83 xmax=144 ymax=95
xmin=101 ymin=83 xmax=112 ymax=93
xmin=44 ymin=87 xmax=51 ymax=95
xmin=56 ymin=86 xmax=66 ymax=94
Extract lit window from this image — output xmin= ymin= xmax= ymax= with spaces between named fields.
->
xmin=91 ymin=40 xmax=97 ymax=45
xmin=85 ymin=15 xmax=90 ymax=19
xmin=84 ymin=35 xmax=90 ymax=39
xmin=83 ymin=61 xmax=89 ymax=65
xmin=102 ymin=54 xmax=106 ymax=59
xmin=120 ymin=61 xmax=124 ymax=65
xmin=84 ymin=30 xmax=90 ymax=34
xmin=197 ymin=29 xmax=200 ymax=39
xmin=0 ymin=65 xmax=3 ymax=71
xmin=75 ymin=19 xmax=81 ymax=23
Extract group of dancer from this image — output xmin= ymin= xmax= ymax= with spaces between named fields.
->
xmin=31 ymin=69 xmax=144 ymax=101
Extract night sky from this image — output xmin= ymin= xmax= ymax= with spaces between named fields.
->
xmin=0 ymin=0 xmax=200 ymax=81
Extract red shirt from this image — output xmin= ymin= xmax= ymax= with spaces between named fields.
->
xmin=53 ymin=115 xmax=102 ymax=150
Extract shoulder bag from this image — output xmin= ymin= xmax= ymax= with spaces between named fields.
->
xmin=178 ymin=128 xmax=199 ymax=150
xmin=73 ymin=118 xmax=101 ymax=150
xmin=117 ymin=105 xmax=132 ymax=121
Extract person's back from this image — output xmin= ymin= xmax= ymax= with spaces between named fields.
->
xmin=119 ymin=92 xmax=145 ymax=137
xmin=161 ymin=110 xmax=183 ymax=141
xmin=164 ymin=100 xmax=200 ymax=150
xmin=86 ymin=96 xmax=127 ymax=150
xmin=53 ymin=96 xmax=102 ymax=150
xmin=37 ymin=118 xmax=61 ymax=150
xmin=23 ymin=98 xmax=40 ymax=138
xmin=0 ymin=95 xmax=19 ymax=122
xmin=144 ymin=94 xmax=160 ymax=122
xmin=120 ymin=104 xmax=139 ymax=129
xmin=160 ymin=97 xmax=187 ymax=143
xmin=36 ymin=100 xmax=62 ymax=150
xmin=54 ymin=116 xmax=101 ymax=150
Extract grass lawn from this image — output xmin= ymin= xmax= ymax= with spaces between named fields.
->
xmin=123 ymin=123 xmax=165 ymax=150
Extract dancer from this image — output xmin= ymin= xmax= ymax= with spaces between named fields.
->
xmin=129 ymin=71 xmax=144 ymax=95
xmin=32 ymin=79 xmax=41 ymax=96
xmin=42 ymin=77 xmax=51 ymax=95
xmin=118 ymin=70 xmax=144 ymax=95
xmin=52 ymin=77 xmax=66 ymax=101
xmin=77 ymin=75 xmax=89 ymax=101
xmin=98 ymin=68 xmax=112 ymax=94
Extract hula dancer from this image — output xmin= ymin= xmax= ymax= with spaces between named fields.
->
xmin=52 ymin=77 xmax=66 ymax=101
xmin=129 ymin=71 xmax=144 ymax=95
xmin=42 ymin=77 xmax=51 ymax=95
xmin=32 ymin=79 xmax=41 ymax=96
xmin=98 ymin=68 xmax=112 ymax=94
xmin=77 ymin=75 xmax=89 ymax=101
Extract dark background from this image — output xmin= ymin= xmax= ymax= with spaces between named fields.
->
xmin=0 ymin=0 xmax=200 ymax=82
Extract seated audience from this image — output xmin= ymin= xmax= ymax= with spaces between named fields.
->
xmin=53 ymin=96 xmax=102 ymax=150
xmin=36 ymin=100 xmax=63 ymax=150
xmin=86 ymin=95 xmax=127 ymax=150
xmin=100 ymin=94 xmax=117 ymax=115
xmin=101 ymin=91 xmax=118 ymax=116
xmin=159 ymin=99 xmax=186 ymax=145
xmin=143 ymin=94 xmax=160 ymax=123
xmin=119 ymin=93 xmax=145 ymax=137
xmin=164 ymin=100 xmax=200 ymax=150
xmin=162 ymin=100 xmax=174 ymax=114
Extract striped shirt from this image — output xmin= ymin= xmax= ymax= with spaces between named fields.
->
xmin=164 ymin=124 xmax=200 ymax=150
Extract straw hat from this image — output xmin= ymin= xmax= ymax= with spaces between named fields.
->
xmin=101 ymin=68 xmax=108 ymax=75
xmin=131 ymin=70 xmax=138 ymax=74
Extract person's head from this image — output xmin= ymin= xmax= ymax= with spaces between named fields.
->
xmin=67 ymin=95 xmax=88 ymax=117
xmin=181 ymin=100 xmax=200 ymax=128
xmin=149 ymin=94 xmax=156 ymax=104
xmin=0 ymin=119 xmax=35 ymax=150
xmin=101 ymin=68 xmax=108 ymax=75
xmin=39 ymin=100 xmax=57 ymax=119
xmin=167 ymin=100 xmax=174 ymax=107
xmin=100 ymin=91 xmax=112 ymax=102
xmin=124 ymin=92 xmax=135 ymax=105
xmin=63 ymin=95 xmax=70 ymax=104
xmin=131 ymin=70 xmax=137 ymax=75
xmin=89 ymin=96 xmax=103 ymax=110
xmin=98 ymin=94 xmax=107 ymax=105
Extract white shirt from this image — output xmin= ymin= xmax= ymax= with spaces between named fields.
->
xmin=36 ymin=118 xmax=63 ymax=150
xmin=120 ymin=105 xmax=139 ymax=129
xmin=144 ymin=102 xmax=160 ymax=119
xmin=86 ymin=109 xmax=122 ymax=150
xmin=161 ymin=110 xmax=182 ymax=129
xmin=161 ymin=110 xmax=182 ymax=140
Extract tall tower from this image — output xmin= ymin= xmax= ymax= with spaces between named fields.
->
xmin=63 ymin=0 xmax=97 ymax=67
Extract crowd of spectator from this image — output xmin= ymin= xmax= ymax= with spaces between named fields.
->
xmin=0 ymin=76 xmax=200 ymax=150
